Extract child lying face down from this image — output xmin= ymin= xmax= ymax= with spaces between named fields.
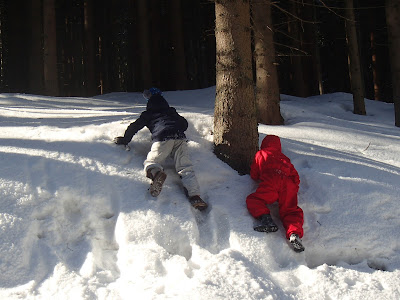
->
xmin=246 ymin=135 xmax=305 ymax=252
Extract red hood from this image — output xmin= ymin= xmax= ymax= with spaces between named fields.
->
xmin=260 ymin=135 xmax=282 ymax=152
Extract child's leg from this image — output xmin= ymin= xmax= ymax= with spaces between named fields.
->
xmin=144 ymin=140 xmax=174 ymax=177
xmin=172 ymin=140 xmax=201 ymax=197
xmin=278 ymin=179 xmax=304 ymax=239
xmin=246 ymin=184 xmax=278 ymax=218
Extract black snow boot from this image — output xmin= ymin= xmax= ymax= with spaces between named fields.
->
xmin=289 ymin=233 xmax=305 ymax=253
xmin=149 ymin=170 xmax=167 ymax=197
xmin=253 ymin=214 xmax=278 ymax=233
xmin=188 ymin=195 xmax=208 ymax=211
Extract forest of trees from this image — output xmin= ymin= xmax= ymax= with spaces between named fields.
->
xmin=0 ymin=0 xmax=394 ymax=100
xmin=0 ymin=0 xmax=216 ymax=96
xmin=0 ymin=0 xmax=398 ymax=173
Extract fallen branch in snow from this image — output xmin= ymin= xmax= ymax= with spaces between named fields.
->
xmin=363 ymin=142 xmax=371 ymax=151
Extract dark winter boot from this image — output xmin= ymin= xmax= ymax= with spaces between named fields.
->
xmin=188 ymin=195 xmax=208 ymax=211
xmin=146 ymin=168 xmax=158 ymax=180
xmin=253 ymin=214 xmax=278 ymax=233
xmin=149 ymin=170 xmax=167 ymax=197
xmin=289 ymin=233 xmax=305 ymax=253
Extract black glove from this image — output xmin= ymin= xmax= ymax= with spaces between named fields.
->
xmin=113 ymin=136 xmax=127 ymax=145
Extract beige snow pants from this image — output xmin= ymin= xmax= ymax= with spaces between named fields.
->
xmin=144 ymin=139 xmax=201 ymax=197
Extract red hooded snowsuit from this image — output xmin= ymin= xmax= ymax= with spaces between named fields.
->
xmin=246 ymin=135 xmax=304 ymax=239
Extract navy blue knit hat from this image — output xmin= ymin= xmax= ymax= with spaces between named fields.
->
xmin=143 ymin=87 xmax=162 ymax=100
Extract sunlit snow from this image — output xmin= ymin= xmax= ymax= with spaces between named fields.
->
xmin=0 ymin=88 xmax=399 ymax=299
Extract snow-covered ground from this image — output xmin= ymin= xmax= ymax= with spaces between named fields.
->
xmin=0 ymin=87 xmax=399 ymax=299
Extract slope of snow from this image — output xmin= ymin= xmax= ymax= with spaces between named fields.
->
xmin=0 ymin=88 xmax=399 ymax=299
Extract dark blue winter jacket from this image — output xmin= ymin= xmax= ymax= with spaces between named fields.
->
xmin=119 ymin=94 xmax=188 ymax=144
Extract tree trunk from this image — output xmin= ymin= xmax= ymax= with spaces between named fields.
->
xmin=345 ymin=0 xmax=366 ymax=115
xmin=214 ymin=0 xmax=259 ymax=175
xmin=6 ymin=0 xmax=29 ymax=93
xmin=29 ymin=0 xmax=44 ymax=94
xmin=252 ymin=0 xmax=283 ymax=125
xmin=370 ymin=30 xmax=380 ymax=100
xmin=170 ymin=0 xmax=188 ymax=89
xmin=150 ymin=0 xmax=161 ymax=88
xmin=0 ymin=0 xmax=6 ymax=90
xmin=302 ymin=0 xmax=323 ymax=95
xmin=137 ymin=0 xmax=152 ymax=89
xmin=386 ymin=0 xmax=400 ymax=127
xmin=84 ymin=0 xmax=97 ymax=96
xmin=313 ymin=2 xmax=324 ymax=95
xmin=98 ymin=0 xmax=112 ymax=94
xmin=289 ymin=1 xmax=308 ymax=97
xmin=43 ymin=0 xmax=59 ymax=96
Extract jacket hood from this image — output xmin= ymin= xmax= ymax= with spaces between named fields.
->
xmin=146 ymin=94 xmax=170 ymax=111
xmin=261 ymin=135 xmax=282 ymax=152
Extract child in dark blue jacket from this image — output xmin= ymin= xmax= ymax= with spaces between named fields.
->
xmin=114 ymin=88 xmax=207 ymax=211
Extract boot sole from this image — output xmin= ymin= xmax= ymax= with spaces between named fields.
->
xmin=189 ymin=198 xmax=208 ymax=211
xmin=149 ymin=171 xmax=167 ymax=197
xmin=290 ymin=238 xmax=305 ymax=252
xmin=253 ymin=225 xmax=278 ymax=233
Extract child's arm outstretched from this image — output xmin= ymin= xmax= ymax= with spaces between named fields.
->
xmin=114 ymin=114 xmax=146 ymax=145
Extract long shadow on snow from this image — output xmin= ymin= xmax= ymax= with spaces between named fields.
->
xmin=0 ymin=93 xmax=147 ymax=128
xmin=0 ymin=111 xmax=141 ymax=128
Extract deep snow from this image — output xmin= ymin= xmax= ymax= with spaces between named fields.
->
xmin=0 ymin=87 xmax=399 ymax=299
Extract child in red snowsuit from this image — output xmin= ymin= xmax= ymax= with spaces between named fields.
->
xmin=246 ymin=135 xmax=305 ymax=252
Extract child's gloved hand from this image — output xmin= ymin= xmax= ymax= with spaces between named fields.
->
xmin=113 ymin=136 xmax=127 ymax=145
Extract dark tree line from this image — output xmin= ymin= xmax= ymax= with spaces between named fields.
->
xmin=0 ymin=0 xmax=216 ymax=96
xmin=0 ymin=0 xmax=395 ymax=105
xmin=272 ymin=0 xmax=393 ymax=103
xmin=0 ymin=0 xmax=398 ymax=173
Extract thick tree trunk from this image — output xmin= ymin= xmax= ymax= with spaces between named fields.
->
xmin=252 ymin=0 xmax=283 ymax=125
xmin=386 ymin=0 xmax=400 ymax=127
xmin=345 ymin=0 xmax=366 ymax=115
xmin=214 ymin=0 xmax=259 ymax=175
xmin=43 ymin=0 xmax=59 ymax=96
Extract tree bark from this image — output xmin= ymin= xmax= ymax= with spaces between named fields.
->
xmin=43 ymin=0 xmax=59 ymax=96
xmin=214 ymin=0 xmax=259 ymax=175
xmin=386 ymin=0 xmax=400 ymax=127
xmin=345 ymin=0 xmax=366 ymax=115
xmin=252 ymin=0 xmax=283 ymax=125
